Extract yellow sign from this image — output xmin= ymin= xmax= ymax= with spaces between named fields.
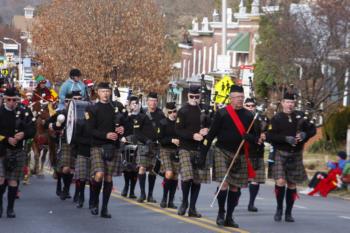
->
xmin=214 ymin=75 xmax=234 ymax=104
xmin=1 ymin=69 xmax=9 ymax=76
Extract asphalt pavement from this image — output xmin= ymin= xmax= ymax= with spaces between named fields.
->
xmin=1 ymin=173 xmax=349 ymax=233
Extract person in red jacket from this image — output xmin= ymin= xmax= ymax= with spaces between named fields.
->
xmin=32 ymin=75 xmax=52 ymax=102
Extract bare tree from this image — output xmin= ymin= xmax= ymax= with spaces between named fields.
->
xmin=255 ymin=0 xmax=350 ymax=115
xmin=31 ymin=0 xmax=172 ymax=93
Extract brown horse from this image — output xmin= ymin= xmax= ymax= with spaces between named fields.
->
xmin=30 ymin=100 xmax=57 ymax=176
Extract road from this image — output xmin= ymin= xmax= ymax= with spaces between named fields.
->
xmin=1 ymin=174 xmax=349 ymax=233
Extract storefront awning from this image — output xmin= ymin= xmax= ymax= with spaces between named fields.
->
xmin=227 ymin=32 xmax=250 ymax=53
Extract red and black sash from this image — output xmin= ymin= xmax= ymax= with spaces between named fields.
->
xmin=226 ymin=105 xmax=256 ymax=179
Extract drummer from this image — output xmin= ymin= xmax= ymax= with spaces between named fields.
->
xmin=46 ymin=91 xmax=82 ymax=200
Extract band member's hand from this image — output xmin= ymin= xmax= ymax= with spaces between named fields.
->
xmin=193 ymin=133 xmax=203 ymax=141
xmin=199 ymin=128 xmax=209 ymax=136
xmin=106 ymin=132 xmax=118 ymax=141
xmin=171 ymin=138 xmax=180 ymax=146
xmin=258 ymin=133 xmax=266 ymax=145
xmin=296 ymin=132 xmax=306 ymax=142
xmin=115 ymin=126 xmax=124 ymax=135
xmin=285 ymin=136 xmax=296 ymax=146
xmin=8 ymin=137 xmax=18 ymax=146
xmin=14 ymin=132 xmax=25 ymax=141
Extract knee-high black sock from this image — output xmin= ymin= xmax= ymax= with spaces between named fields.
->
xmin=123 ymin=172 xmax=130 ymax=192
xmin=92 ymin=180 xmax=102 ymax=207
xmin=0 ymin=183 xmax=6 ymax=208
xmin=248 ymin=183 xmax=260 ymax=207
xmin=168 ymin=180 xmax=177 ymax=203
xmin=130 ymin=172 xmax=137 ymax=194
xmin=89 ymin=180 xmax=93 ymax=206
xmin=148 ymin=174 xmax=156 ymax=197
xmin=62 ymin=173 xmax=71 ymax=193
xmin=226 ymin=190 xmax=241 ymax=218
xmin=79 ymin=180 xmax=86 ymax=201
xmin=7 ymin=186 xmax=18 ymax=210
xmin=102 ymin=181 xmax=113 ymax=210
xmin=217 ymin=189 xmax=228 ymax=214
xmin=138 ymin=174 xmax=146 ymax=196
xmin=181 ymin=180 xmax=191 ymax=205
xmin=162 ymin=178 xmax=170 ymax=201
xmin=189 ymin=183 xmax=201 ymax=210
xmin=56 ymin=173 xmax=62 ymax=193
xmin=285 ymin=188 xmax=297 ymax=215
xmin=275 ymin=185 xmax=286 ymax=210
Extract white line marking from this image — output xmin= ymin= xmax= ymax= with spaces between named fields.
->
xmin=294 ymin=205 xmax=307 ymax=209
xmin=256 ymin=197 xmax=264 ymax=200
xmin=339 ymin=216 xmax=350 ymax=220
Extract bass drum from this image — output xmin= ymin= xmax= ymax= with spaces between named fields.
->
xmin=66 ymin=100 xmax=92 ymax=144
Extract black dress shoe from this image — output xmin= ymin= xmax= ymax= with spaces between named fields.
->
xmin=76 ymin=198 xmax=84 ymax=208
xmin=90 ymin=207 xmax=99 ymax=215
xmin=248 ymin=204 xmax=258 ymax=212
xmin=167 ymin=202 xmax=177 ymax=209
xmin=100 ymin=209 xmax=112 ymax=218
xmin=129 ymin=193 xmax=137 ymax=199
xmin=274 ymin=209 xmax=283 ymax=222
xmin=188 ymin=208 xmax=202 ymax=218
xmin=224 ymin=217 xmax=239 ymax=228
xmin=147 ymin=196 xmax=157 ymax=203
xmin=121 ymin=189 xmax=128 ymax=197
xmin=7 ymin=208 xmax=16 ymax=218
xmin=56 ymin=189 xmax=62 ymax=197
xmin=216 ymin=212 xmax=225 ymax=226
xmin=137 ymin=194 xmax=146 ymax=203
xmin=177 ymin=202 xmax=188 ymax=216
xmin=285 ymin=214 xmax=295 ymax=222
xmin=73 ymin=192 xmax=79 ymax=203
xmin=160 ymin=199 xmax=167 ymax=208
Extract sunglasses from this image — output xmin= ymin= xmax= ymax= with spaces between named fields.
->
xmin=168 ymin=110 xmax=177 ymax=114
xmin=189 ymin=95 xmax=200 ymax=99
xmin=65 ymin=99 xmax=71 ymax=103
xmin=245 ymin=104 xmax=256 ymax=107
xmin=6 ymin=98 xmax=18 ymax=102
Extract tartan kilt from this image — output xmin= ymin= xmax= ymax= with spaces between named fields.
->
xmin=136 ymin=152 xmax=157 ymax=171
xmin=0 ymin=149 xmax=26 ymax=180
xmin=272 ymin=149 xmax=307 ymax=184
xmin=249 ymin=157 xmax=266 ymax=184
xmin=74 ymin=155 xmax=90 ymax=180
xmin=160 ymin=148 xmax=180 ymax=175
xmin=59 ymin=143 xmax=75 ymax=169
xmin=90 ymin=147 xmax=122 ymax=177
xmin=213 ymin=147 xmax=248 ymax=188
xmin=179 ymin=149 xmax=211 ymax=184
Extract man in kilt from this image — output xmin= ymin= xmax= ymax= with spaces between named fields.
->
xmin=73 ymin=108 xmax=91 ymax=208
xmin=86 ymin=82 xmax=125 ymax=218
xmin=203 ymin=85 xmax=258 ymax=228
xmin=175 ymin=85 xmax=211 ymax=218
xmin=0 ymin=87 xmax=36 ymax=218
xmin=267 ymin=92 xmax=316 ymax=222
xmin=159 ymin=102 xmax=180 ymax=209
xmin=45 ymin=92 xmax=72 ymax=198
xmin=48 ymin=91 xmax=82 ymax=200
xmin=134 ymin=92 xmax=165 ymax=203
xmin=120 ymin=95 xmax=140 ymax=199
xmin=244 ymin=98 xmax=269 ymax=212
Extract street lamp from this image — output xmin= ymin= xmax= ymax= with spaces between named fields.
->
xmin=3 ymin=37 xmax=22 ymax=64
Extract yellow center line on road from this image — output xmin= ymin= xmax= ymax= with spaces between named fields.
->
xmin=111 ymin=191 xmax=250 ymax=233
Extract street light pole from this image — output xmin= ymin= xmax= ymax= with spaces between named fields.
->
xmin=222 ymin=0 xmax=227 ymax=55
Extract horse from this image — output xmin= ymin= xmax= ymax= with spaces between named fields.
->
xmin=30 ymin=100 xmax=57 ymax=177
